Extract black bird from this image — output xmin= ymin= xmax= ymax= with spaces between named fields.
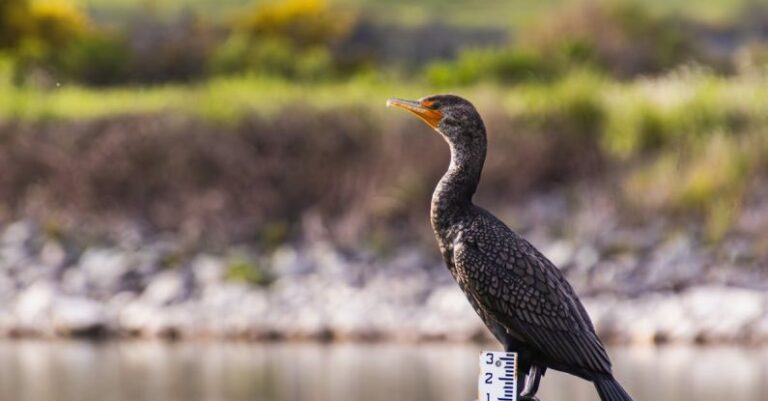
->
xmin=387 ymin=95 xmax=633 ymax=401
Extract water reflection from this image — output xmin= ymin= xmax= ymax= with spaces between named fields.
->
xmin=0 ymin=341 xmax=765 ymax=401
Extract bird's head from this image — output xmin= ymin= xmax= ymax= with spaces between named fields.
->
xmin=387 ymin=94 xmax=486 ymax=147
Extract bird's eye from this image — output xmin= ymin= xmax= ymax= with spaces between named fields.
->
xmin=430 ymin=102 xmax=441 ymax=109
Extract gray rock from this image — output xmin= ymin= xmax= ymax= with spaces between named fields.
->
xmin=117 ymin=300 xmax=156 ymax=334
xmin=107 ymin=291 xmax=137 ymax=318
xmin=574 ymin=245 xmax=599 ymax=271
xmin=542 ymin=240 xmax=575 ymax=269
xmin=39 ymin=241 xmax=67 ymax=268
xmin=590 ymin=294 xmax=699 ymax=344
xmin=79 ymin=249 xmax=132 ymax=296
xmin=680 ymin=286 xmax=764 ymax=343
xmin=642 ymin=235 xmax=705 ymax=290
xmin=271 ymin=246 xmax=313 ymax=276
xmin=52 ymin=297 xmax=107 ymax=336
xmin=589 ymin=254 xmax=638 ymax=294
xmin=191 ymin=255 xmax=225 ymax=286
xmin=0 ymin=222 xmax=765 ymax=345
xmin=1 ymin=221 xmax=36 ymax=249
xmin=14 ymin=281 xmax=58 ymax=334
xmin=308 ymin=242 xmax=348 ymax=279
xmin=0 ymin=242 xmax=31 ymax=273
xmin=61 ymin=268 xmax=88 ymax=295
xmin=14 ymin=262 xmax=57 ymax=289
xmin=0 ymin=273 xmax=14 ymax=302
xmin=142 ymin=271 xmax=185 ymax=305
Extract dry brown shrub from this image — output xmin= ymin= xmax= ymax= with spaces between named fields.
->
xmin=0 ymin=108 xmax=604 ymax=246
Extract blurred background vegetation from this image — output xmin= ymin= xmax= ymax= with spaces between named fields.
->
xmin=2 ymin=0 xmax=768 ymax=254
xmin=3 ymin=7 xmax=768 ymax=400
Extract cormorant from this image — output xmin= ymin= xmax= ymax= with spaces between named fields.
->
xmin=387 ymin=95 xmax=633 ymax=401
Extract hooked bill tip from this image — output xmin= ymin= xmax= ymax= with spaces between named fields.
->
xmin=386 ymin=98 xmax=395 ymax=108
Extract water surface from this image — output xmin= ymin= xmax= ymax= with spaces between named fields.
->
xmin=0 ymin=341 xmax=765 ymax=401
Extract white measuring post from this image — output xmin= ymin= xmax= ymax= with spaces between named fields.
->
xmin=478 ymin=351 xmax=518 ymax=401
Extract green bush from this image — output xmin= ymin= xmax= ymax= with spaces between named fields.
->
xmin=0 ymin=0 xmax=90 ymax=86
xmin=28 ymin=0 xmax=88 ymax=47
xmin=736 ymin=41 xmax=768 ymax=72
xmin=236 ymin=0 xmax=351 ymax=49
xmin=210 ymin=35 xmax=334 ymax=80
xmin=212 ymin=0 xmax=350 ymax=80
xmin=0 ymin=0 xmax=33 ymax=50
xmin=426 ymin=48 xmax=559 ymax=87
xmin=208 ymin=34 xmax=251 ymax=75
xmin=603 ymin=101 xmax=670 ymax=157
xmin=623 ymin=133 xmax=754 ymax=240
xmin=2 ymin=0 xmax=88 ymax=59
xmin=525 ymin=0 xmax=696 ymax=77
xmin=602 ymin=75 xmax=750 ymax=158
xmin=225 ymin=257 xmax=274 ymax=287
xmin=58 ymin=34 xmax=132 ymax=86
xmin=518 ymin=72 xmax=606 ymax=139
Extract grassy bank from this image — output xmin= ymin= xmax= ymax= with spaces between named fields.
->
xmin=0 ymin=75 xmax=422 ymax=121
xmin=2 ymin=70 xmax=768 ymax=244
xmin=80 ymin=0 xmax=747 ymax=27
xmin=4 ymin=70 xmax=768 ymax=127
xmin=4 ymin=69 xmax=768 ymax=160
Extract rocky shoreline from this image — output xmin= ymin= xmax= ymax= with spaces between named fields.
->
xmin=1 ymin=188 xmax=767 ymax=344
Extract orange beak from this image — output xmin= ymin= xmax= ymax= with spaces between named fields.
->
xmin=387 ymin=98 xmax=443 ymax=129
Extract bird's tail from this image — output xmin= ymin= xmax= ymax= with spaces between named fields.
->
xmin=594 ymin=377 xmax=633 ymax=401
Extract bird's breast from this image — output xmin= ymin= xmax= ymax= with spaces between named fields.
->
xmin=451 ymin=239 xmax=475 ymax=287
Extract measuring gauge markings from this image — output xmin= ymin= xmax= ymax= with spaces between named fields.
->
xmin=478 ymin=352 xmax=518 ymax=401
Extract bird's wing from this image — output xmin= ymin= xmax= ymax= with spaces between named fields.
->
xmin=454 ymin=219 xmax=612 ymax=375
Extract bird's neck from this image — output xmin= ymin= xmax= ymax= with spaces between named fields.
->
xmin=431 ymin=140 xmax=486 ymax=241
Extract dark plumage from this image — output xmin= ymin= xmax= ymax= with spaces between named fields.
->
xmin=387 ymin=95 xmax=633 ymax=401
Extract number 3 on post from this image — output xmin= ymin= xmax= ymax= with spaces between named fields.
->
xmin=478 ymin=351 xmax=517 ymax=401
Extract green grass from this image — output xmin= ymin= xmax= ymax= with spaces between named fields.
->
xmin=78 ymin=0 xmax=747 ymax=28
xmin=4 ymin=69 xmax=768 ymax=132
xmin=0 ymin=74 xmax=431 ymax=121
xmin=225 ymin=256 xmax=274 ymax=286
xmin=350 ymin=0 xmax=747 ymax=27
